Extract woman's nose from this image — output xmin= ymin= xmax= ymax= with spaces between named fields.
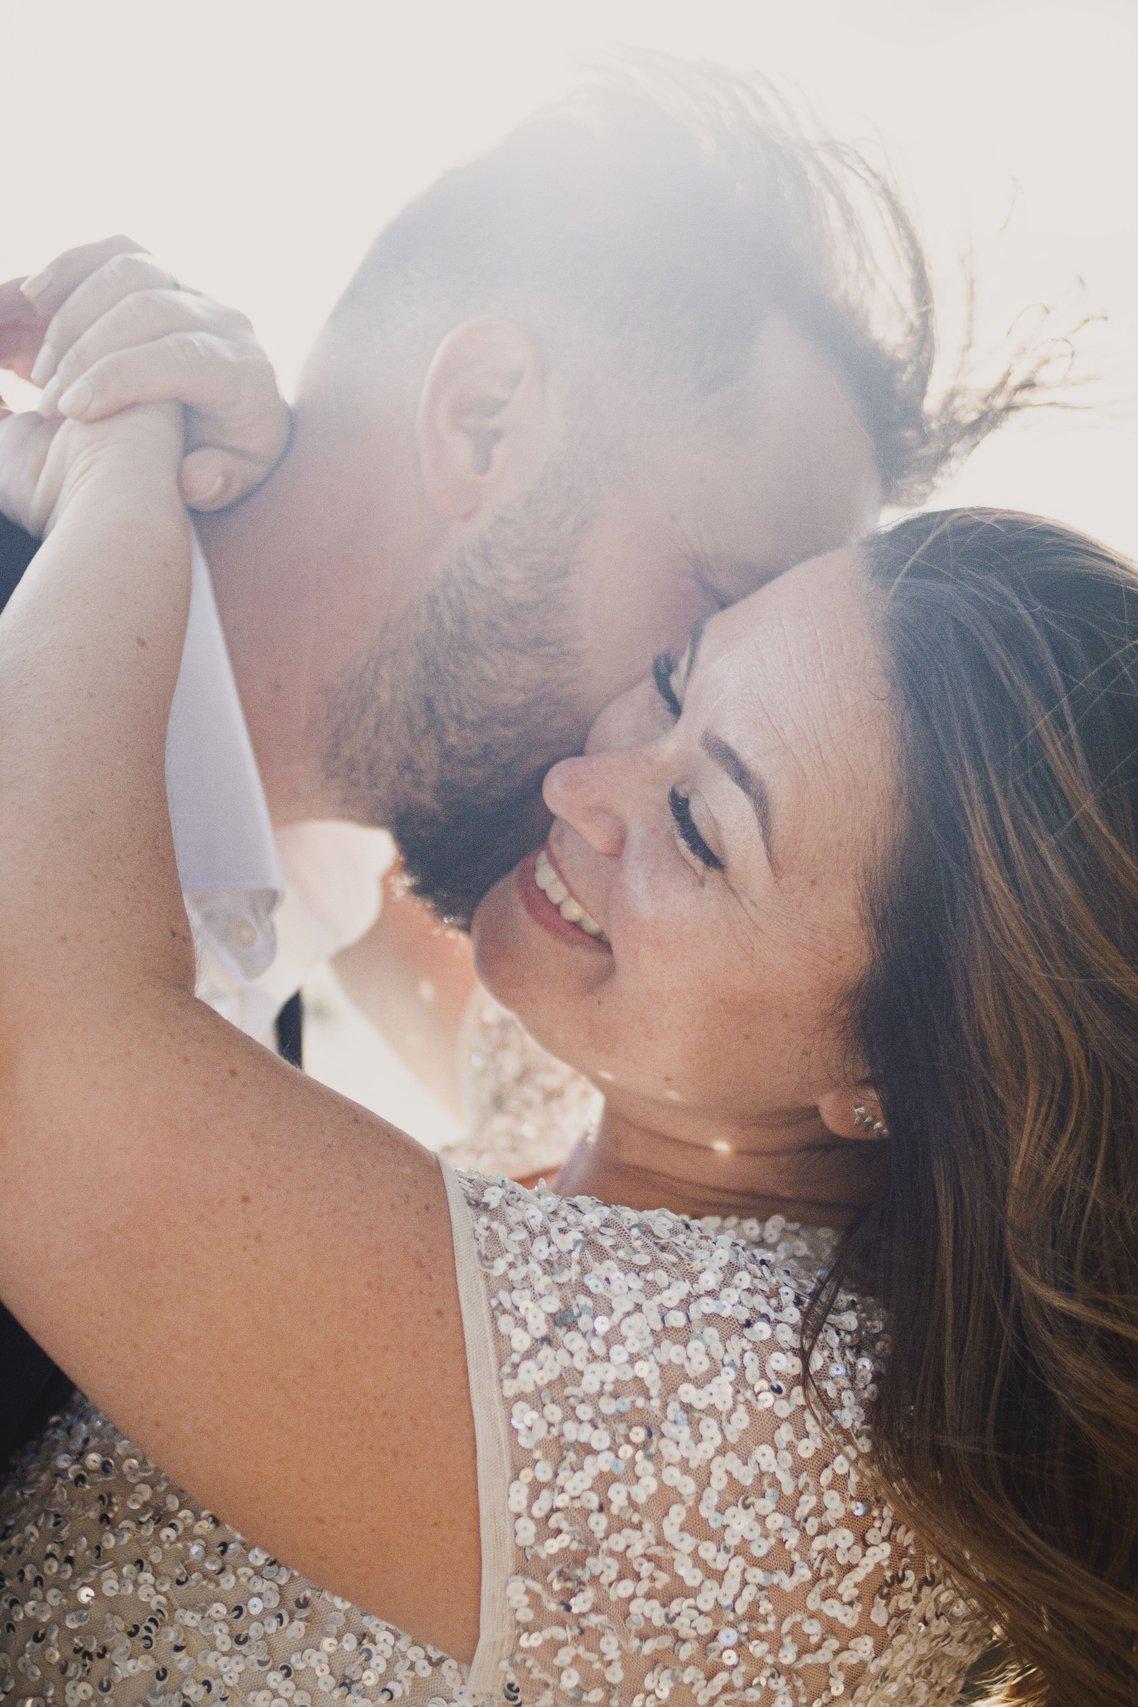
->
xmin=542 ymin=752 xmax=628 ymax=858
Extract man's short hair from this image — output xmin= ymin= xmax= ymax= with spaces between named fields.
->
xmin=330 ymin=52 xmax=1062 ymax=503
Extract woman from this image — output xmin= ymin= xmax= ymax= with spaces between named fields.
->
xmin=0 ymin=402 xmax=1134 ymax=1707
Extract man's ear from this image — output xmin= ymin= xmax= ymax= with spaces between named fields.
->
xmin=817 ymin=1084 xmax=890 ymax=1142
xmin=415 ymin=318 xmax=550 ymax=521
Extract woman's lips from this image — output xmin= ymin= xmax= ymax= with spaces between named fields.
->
xmin=516 ymin=849 xmax=611 ymax=951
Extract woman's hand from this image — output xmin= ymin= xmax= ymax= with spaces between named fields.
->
xmin=0 ymin=396 xmax=184 ymax=539
xmin=0 ymin=234 xmax=290 ymax=512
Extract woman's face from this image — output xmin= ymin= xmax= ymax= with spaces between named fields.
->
xmin=471 ymin=547 xmax=898 ymax=1134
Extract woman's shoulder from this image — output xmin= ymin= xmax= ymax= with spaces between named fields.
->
xmin=443 ymin=1167 xmax=900 ymax=1515
xmin=445 ymin=1164 xmax=891 ymax=1438
xmin=443 ymin=1166 xmax=986 ymax=1704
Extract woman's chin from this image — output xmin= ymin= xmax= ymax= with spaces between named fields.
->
xmin=471 ymin=858 xmax=575 ymax=1049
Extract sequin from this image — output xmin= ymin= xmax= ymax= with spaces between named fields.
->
xmin=442 ymin=1002 xmax=599 ymax=1183
xmin=0 ymin=1406 xmax=470 ymax=1704
xmin=449 ymin=1170 xmax=991 ymax=1704
xmin=2 ymin=1154 xmax=988 ymax=1704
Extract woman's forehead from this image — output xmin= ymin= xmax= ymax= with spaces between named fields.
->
xmin=710 ymin=547 xmax=864 ymax=644
xmin=697 ymin=549 xmax=895 ymax=850
xmin=700 ymin=548 xmax=877 ymax=716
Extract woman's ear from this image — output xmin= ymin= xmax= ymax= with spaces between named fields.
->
xmin=817 ymin=1084 xmax=890 ymax=1142
xmin=415 ymin=318 xmax=550 ymax=520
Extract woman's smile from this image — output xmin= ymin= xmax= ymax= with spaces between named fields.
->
xmin=516 ymin=845 xmax=612 ymax=950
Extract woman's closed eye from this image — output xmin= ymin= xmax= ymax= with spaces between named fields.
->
xmin=652 ymin=652 xmax=723 ymax=872
xmin=652 ymin=649 xmax=683 ymax=719
xmin=669 ymin=787 xmax=723 ymax=870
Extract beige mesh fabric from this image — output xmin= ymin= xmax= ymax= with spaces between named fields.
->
xmin=442 ymin=1164 xmax=990 ymax=1705
xmin=0 ymin=1161 xmax=990 ymax=1706
xmin=0 ymin=1397 xmax=474 ymax=1702
xmin=440 ymin=996 xmax=598 ymax=1183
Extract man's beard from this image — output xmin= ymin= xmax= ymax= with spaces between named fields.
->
xmin=391 ymin=771 xmax=555 ymax=931
xmin=321 ymin=462 xmax=598 ymax=929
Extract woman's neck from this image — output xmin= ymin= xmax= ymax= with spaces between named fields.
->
xmin=550 ymin=1099 xmax=886 ymax=1229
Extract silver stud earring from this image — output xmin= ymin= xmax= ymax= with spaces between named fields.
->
xmin=853 ymin=1103 xmax=890 ymax=1139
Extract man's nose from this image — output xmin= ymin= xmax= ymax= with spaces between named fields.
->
xmin=542 ymin=751 xmax=629 ymax=859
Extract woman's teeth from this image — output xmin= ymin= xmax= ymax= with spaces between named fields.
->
xmin=535 ymin=849 xmax=609 ymax=943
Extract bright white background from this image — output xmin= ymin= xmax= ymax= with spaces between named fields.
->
xmin=4 ymin=0 xmax=1136 ymax=547
xmin=3 ymin=0 xmax=1136 ymax=1137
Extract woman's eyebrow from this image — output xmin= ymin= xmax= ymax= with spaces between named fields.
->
xmin=700 ymin=731 xmax=780 ymax=875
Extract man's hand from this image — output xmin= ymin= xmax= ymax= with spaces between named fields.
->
xmin=0 ymin=234 xmax=290 ymax=513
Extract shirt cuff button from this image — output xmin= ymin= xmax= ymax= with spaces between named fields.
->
xmin=228 ymin=917 xmax=260 ymax=952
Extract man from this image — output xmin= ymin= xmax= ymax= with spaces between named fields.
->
xmin=0 ymin=57 xmax=1035 ymax=1476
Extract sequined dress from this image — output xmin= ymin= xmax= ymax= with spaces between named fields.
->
xmin=1 ymin=1167 xmax=991 ymax=1704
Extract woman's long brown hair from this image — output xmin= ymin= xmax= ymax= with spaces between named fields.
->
xmin=803 ymin=509 xmax=1138 ymax=1703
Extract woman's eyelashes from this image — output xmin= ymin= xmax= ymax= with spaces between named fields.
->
xmin=652 ymin=650 xmax=682 ymax=718
xmin=652 ymin=654 xmax=723 ymax=873
xmin=669 ymin=786 xmax=723 ymax=872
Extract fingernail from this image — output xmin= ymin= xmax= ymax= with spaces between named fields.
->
xmin=36 ymin=374 xmax=63 ymax=416
xmin=20 ymin=268 xmax=55 ymax=306
xmin=57 ymin=376 xmax=94 ymax=416
xmin=186 ymin=472 xmax=226 ymax=507
xmin=29 ymin=341 xmax=57 ymax=388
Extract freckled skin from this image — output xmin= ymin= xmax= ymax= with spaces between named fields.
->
xmin=472 ymin=549 xmax=896 ymax=1219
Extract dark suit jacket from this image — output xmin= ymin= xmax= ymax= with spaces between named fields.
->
xmin=0 ymin=512 xmax=302 ymax=1479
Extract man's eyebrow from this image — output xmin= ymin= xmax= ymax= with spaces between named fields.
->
xmin=700 ymin=732 xmax=780 ymax=876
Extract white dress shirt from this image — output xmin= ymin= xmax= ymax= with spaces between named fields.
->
xmin=167 ymin=537 xmax=395 ymax=1044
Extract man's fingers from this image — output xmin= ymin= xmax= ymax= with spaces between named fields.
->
xmin=37 ymin=289 xmax=250 ymax=416
xmin=0 ymin=280 xmax=49 ymax=380
xmin=29 ymin=250 xmax=184 ymax=393
xmin=55 ymin=335 xmax=286 ymax=492
xmin=19 ymin=235 xmax=143 ymax=320
xmin=0 ymin=277 xmax=39 ymax=326
xmin=55 ymin=332 xmax=242 ymax=418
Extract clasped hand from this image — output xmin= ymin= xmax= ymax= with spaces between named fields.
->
xmin=0 ymin=233 xmax=290 ymax=535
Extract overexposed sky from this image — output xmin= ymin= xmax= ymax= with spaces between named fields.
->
xmin=3 ymin=0 xmax=1136 ymax=551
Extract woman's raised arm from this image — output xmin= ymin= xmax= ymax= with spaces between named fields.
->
xmin=0 ymin=411 xmax=482 ymax=1659
xmin=0 ymin=406 xmax=193 ymax=986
